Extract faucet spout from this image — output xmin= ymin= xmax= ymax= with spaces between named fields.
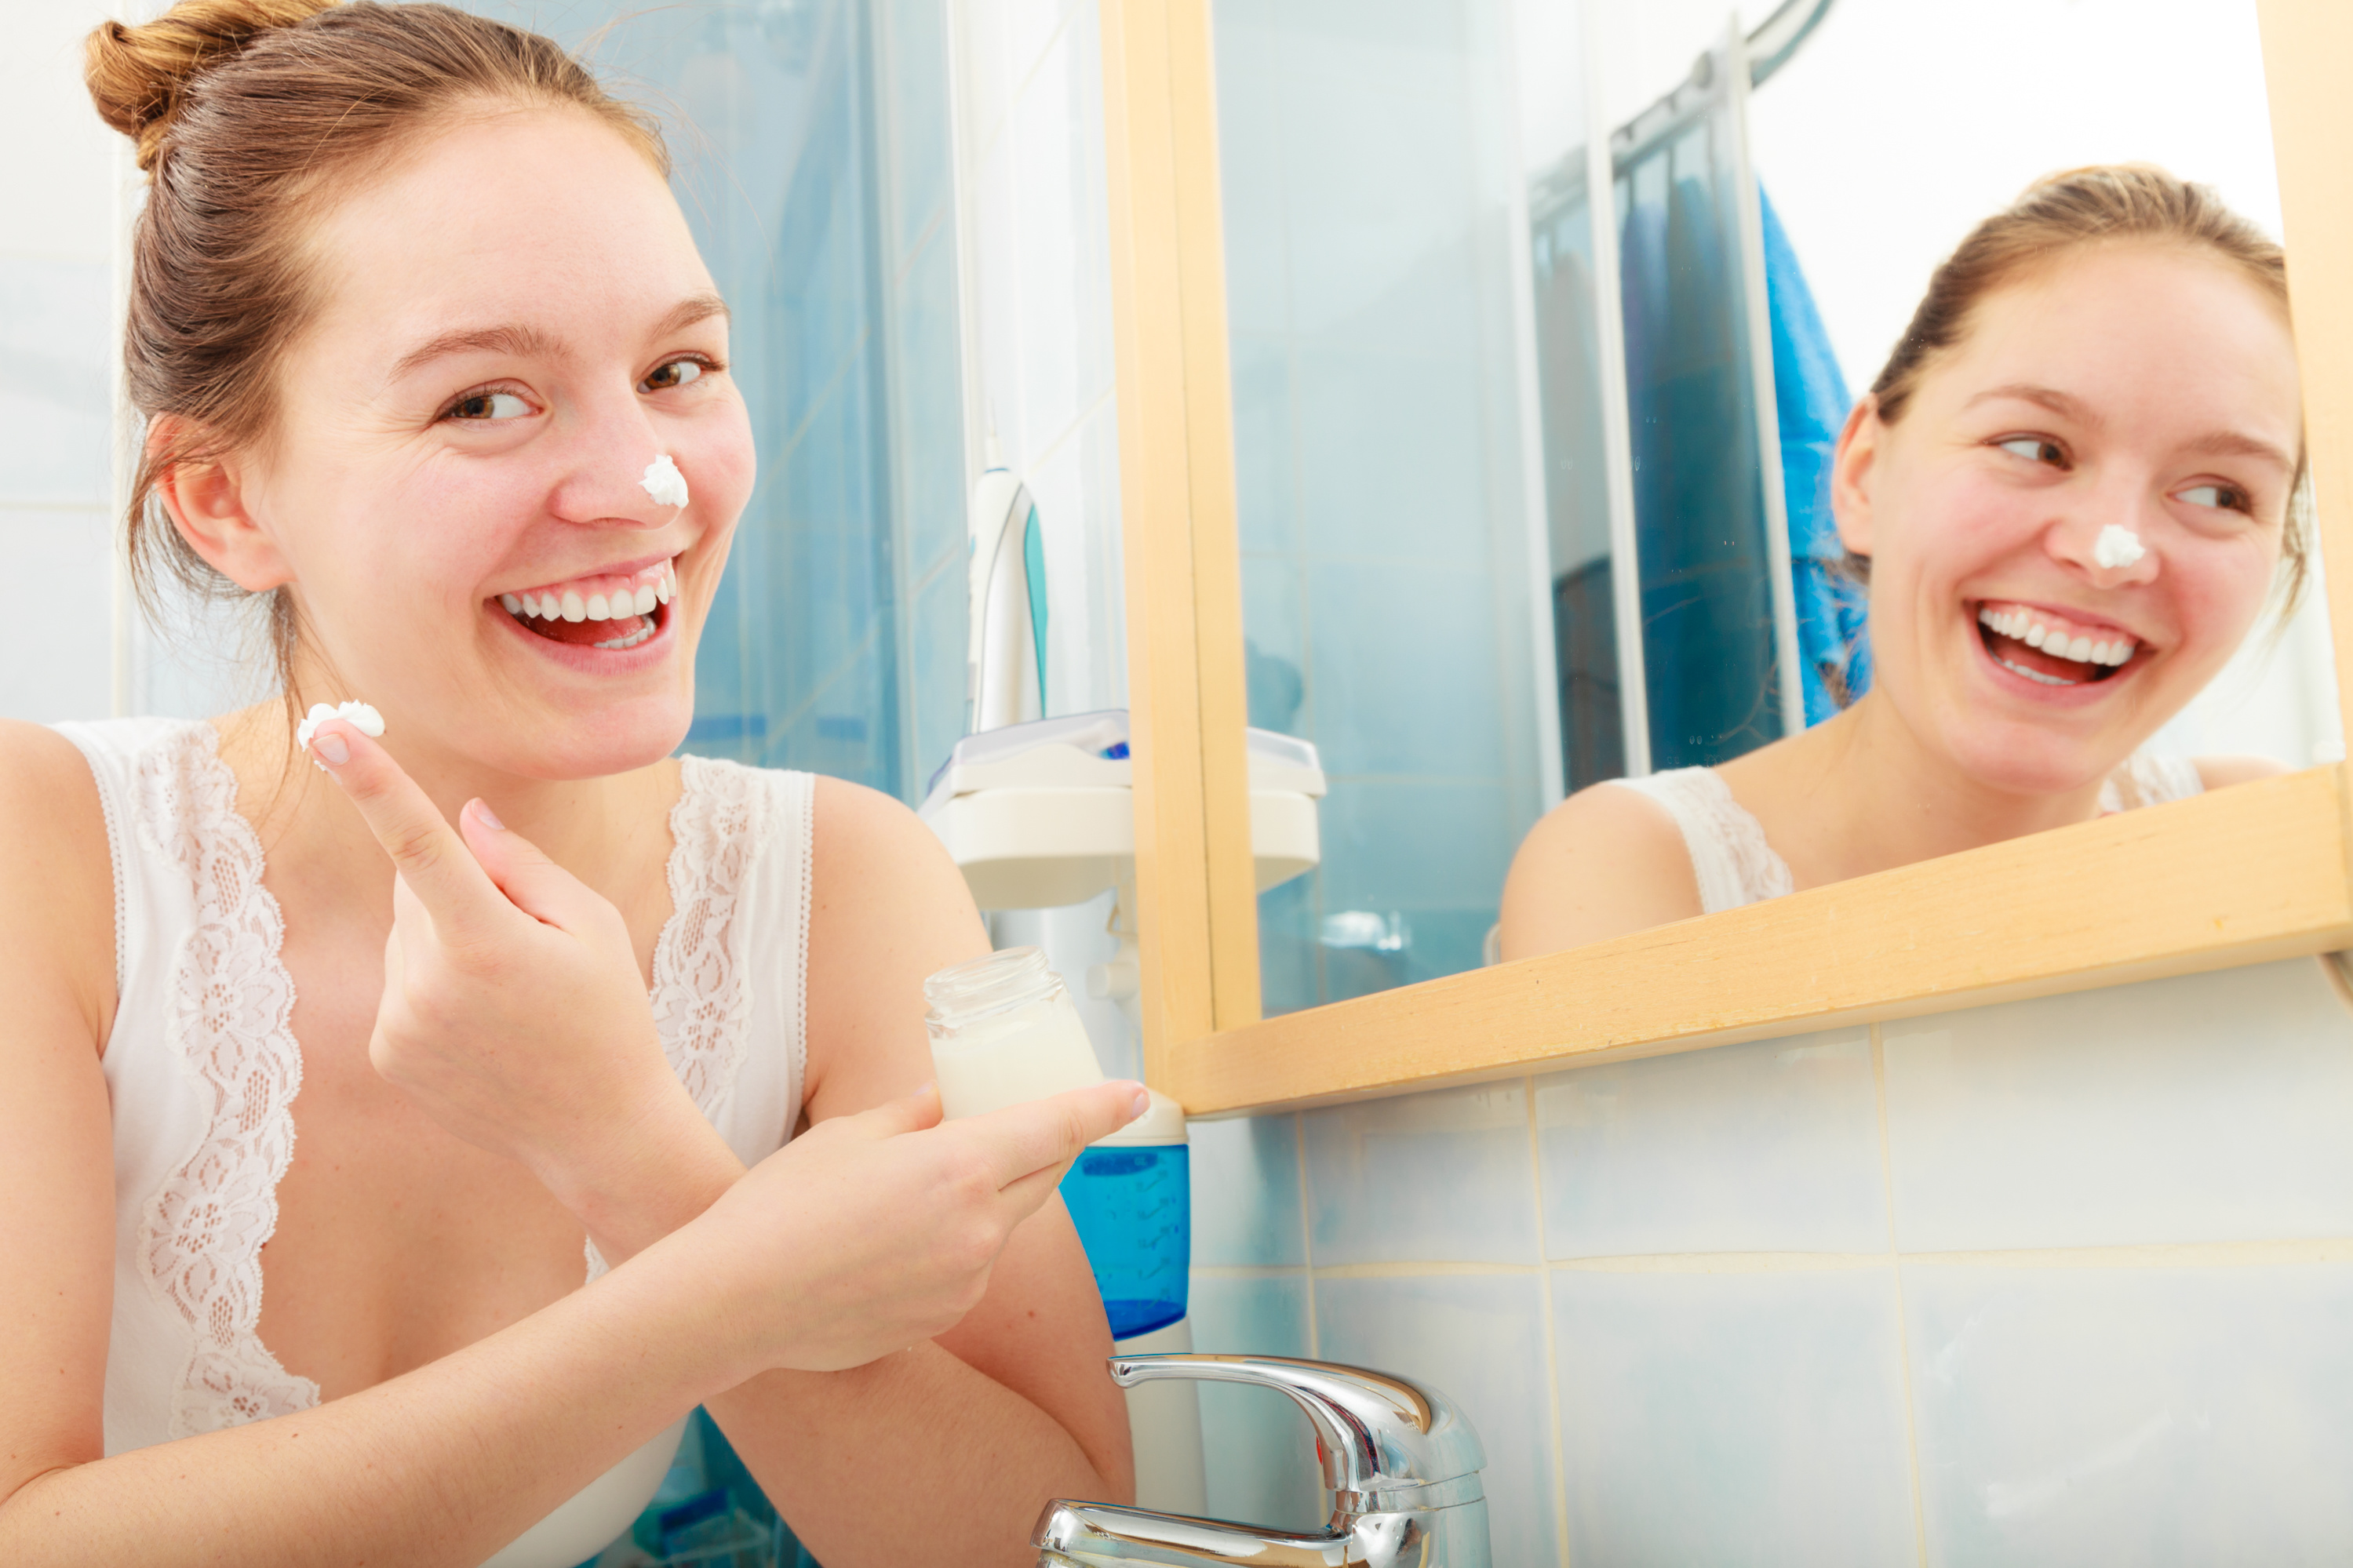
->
xmin=1033 ymin=1500 xmax=1357 ymax=1566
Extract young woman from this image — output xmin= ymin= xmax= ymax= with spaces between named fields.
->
xmin=0 ymin=3 xmax=1143 ymax=1564
xmin=1502 ymin=166 xmax=2305 ymax=956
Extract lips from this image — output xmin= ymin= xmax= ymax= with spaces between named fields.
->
xmin=1974 ymin=599 xmax=2142 ymax=689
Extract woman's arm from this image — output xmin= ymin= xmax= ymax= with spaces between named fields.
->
xmin=700 ymin=777 xmax=1133 ymax=1567
xmin=1496 ymin=782 xmax=1704 ymax=960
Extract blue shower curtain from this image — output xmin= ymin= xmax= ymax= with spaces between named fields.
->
xmin=1761 ymin=185 xmax=1871 ymax=720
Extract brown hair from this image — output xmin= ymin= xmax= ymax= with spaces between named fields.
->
xmin=84 ymin=0 xmax=668 ymax=699
xmin=1867 ymin=164 xmax=2308 ymax=608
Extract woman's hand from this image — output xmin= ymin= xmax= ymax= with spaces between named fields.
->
xmin=306 ymin=719 xmax=723 ymax=1232
xmin=665 ymin=1078 xmax=1149 ymax=1377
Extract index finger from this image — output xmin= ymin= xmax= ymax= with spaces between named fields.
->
xmin=955 ymin=1080 xmax=1151 ymax=1195
xmin=308 ymin=719 xmax=504 ymax=940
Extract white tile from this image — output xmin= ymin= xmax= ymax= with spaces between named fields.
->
xmin=0 ymin=508 xmax=114 ymax=722
xmin=0 ymin=256 xmax=113 ymax=508
xmin=1302 ymin=1081 xmax=1539 ymax=1267
xmin=1535 ymin=1027 xmax=1889 ymax=1258
xmin=1314 ymin=1273 xmax=1558 ymax=1566
xmin=1186 ymin=1272 xmax=1324 ymax=1532
xmin=1883 ymin=960 xmax=2353 ymax=1251
xmin=0 ymin=0 xmax=122 ymax=263
xmin=1189 ymin=1114 xmax=1306 ymax=1268
xmin=1003 ymin=2 xmax=1109 ymax=460
xmin=1553 ymin=1265 xmax=1918 ymax=1567
xmin=1904 ymin=1260 xmax=2353 ymax=1566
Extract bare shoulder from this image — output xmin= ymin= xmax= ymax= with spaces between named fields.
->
xmin=2193 ymin=753 xmax=2293 ymax=790
xmin=0 ymin=720 xmax=113 ymax=1042
xmin=803 ymin=776 xmax=988 ymax=1116
xmin=1497 ymin=779 xmax=1702 ymax=962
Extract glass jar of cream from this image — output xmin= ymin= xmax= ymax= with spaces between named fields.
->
xmin=923 ymin=946 xmax=1104 ymax=1119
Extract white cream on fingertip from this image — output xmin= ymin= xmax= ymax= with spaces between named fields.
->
xmin=641 ymin=453 xmax=689 ymax=508
xmin=296 ymin=700 xmax=385 ymax=768
xmin=2093 ymin=524 xmax=2146 ymax=570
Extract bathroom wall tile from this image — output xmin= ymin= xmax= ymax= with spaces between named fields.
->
xmin=1535 ymin=1027 xmax=1889 ymax=1259
xmin=1302 ymin=1082 xmax=1537 ymax=1267
xmin=878 ymin=0 xmax=954 ymax=260
xmin=1189 ymin=1114 xmax=1306 ymax=1268
xmin=1006 ymin=3 xmax=1110 ymax=457
xmin=1207 ymin=2 xmax=1295 ymax=340
xmin=0 ymin=508 xmax=112 ymax=723
xmin=1314 ymin=780 xmax=1517 ymax=987
xmin=1905 ymin=1260 xmax=2353 ymax=1566
xmin=1553 ymin=1264 xmax=1917 ymax=1567
xmin=1295 ymin=339 xmax=1488 ymax=566
xmin=1884 ymin=959 xmax=2353 ymax=1251
xmin=1229 ymin=335 xmax=1300 ymax=561
xmin=1306 ymin=557 xmax=1504 ymax=780
xmin=0 ymin=0 xmax=119 ymax=261
xmin=1186 ymin=1272 xmax=1324 ymax=1533
xmin=0 ymin=257 xmax=112 ymax=508
xmin=1238 ymin=553 xmax=1306 ymax=733
xmin=1315 ymin=1273 xmax=1559 ymax=1566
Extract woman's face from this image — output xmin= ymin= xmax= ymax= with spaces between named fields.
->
xmin=1838 ymin=242 xmax=2302 ymax=795
xmin=223 ymin=106 xmax=755 ymax=780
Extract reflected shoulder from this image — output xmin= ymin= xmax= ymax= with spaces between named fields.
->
xmin=2193 ymin=753 xmax=2293 ymax=790
xmin=1498 ymin=779 xmax=1702 ymax=962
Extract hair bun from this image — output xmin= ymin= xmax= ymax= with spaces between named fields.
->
xmin=85 ymin=0 xmax=340 ymax=171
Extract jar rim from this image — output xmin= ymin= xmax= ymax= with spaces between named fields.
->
xmin=923 ymin=944 xmax=1064 ymax=1028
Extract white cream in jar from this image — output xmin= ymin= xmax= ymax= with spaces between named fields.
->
xmin=923 ymin=946 xmax=1103 ymax=1119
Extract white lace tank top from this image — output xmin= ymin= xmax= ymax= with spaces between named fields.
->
xmin=1609 ymin=751 xmax=2205 ymax=914
xmin=53 ymin=717 xmax=815 ymax=1568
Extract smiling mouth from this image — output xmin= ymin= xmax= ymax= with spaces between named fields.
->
xmin=497 ymin=559 xmax=677 ymax=652
xmin=1975 ymin=601 xmax=2140 ymax=688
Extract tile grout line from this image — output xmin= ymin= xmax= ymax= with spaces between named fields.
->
xmin=1874 ymin=1021 xmax=1932 ymax=1568
xmin=1295 ymin=1110 xmax=1318 ymax=1360
xmin=1524 ymin=1076 xmax=1576 ymax=1568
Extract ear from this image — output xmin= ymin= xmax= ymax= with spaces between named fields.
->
xmin=1829 ymin=394 xmax=1883 ymax=560
xmin=148 ymin=417 xmax=292 ymax=593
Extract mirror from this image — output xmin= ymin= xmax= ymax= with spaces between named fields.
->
xmin=1204 ymin=0 xmax=2334 ymax=1012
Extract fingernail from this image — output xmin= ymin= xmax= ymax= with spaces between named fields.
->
xmin=1128 ymin=1088 xmax=1152 ymax=1119
xmin=470 ymin=799 xmax=504 ymax=831
xmin=311 ymin=731 xmax=349 ymax=766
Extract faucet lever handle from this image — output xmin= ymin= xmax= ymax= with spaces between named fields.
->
xmin=1108 ymin=1353 xmax=1486 ymax=1506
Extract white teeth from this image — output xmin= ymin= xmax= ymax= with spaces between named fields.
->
xmin=1998 ymin=655 xmax=2078 ymax=686
xmin=634 ymin=584 xmax=657 ymax=615
xmin=586 ymin=593 xmax=610 ymax=620
xmin=657 ymin=571 xmax=673 ymax=605
xmin=562 ymin=591 xmax=586 ymax=622
xmin=2089 ymin=641 xmax=2110 ymax=664
xmin=500 ymin=593 xmax=523 ymax=614
xmin=592 ymin=619 xmax=657 ymax=651
xmin=2026 ymin=624 xmax=2048 ymax=649
xmin=2064 ymin=635 xmax=2091 ymax=661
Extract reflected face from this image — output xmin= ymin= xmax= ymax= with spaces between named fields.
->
xmin=239 ymin=106 xmax=754 ymax=779
xmin=1841 ymin=243 xmax=2301 ymax=795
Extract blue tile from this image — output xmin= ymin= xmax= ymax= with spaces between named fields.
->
xmin=1905 ymin=1260 xmax=2353 ymax=1565
xmin=1186 ymin=1273 xmax=1324 ymax=1533
xmin=1303 ymin=558 xmax=1504 ymax=780
xmin=1536 ymin=1028 xmax=1889 ymax=1258
xmin=1314 ymin=1272 xmax=1558 ymax=1566
xmin=1302 ymin=1082 xmax=1538 ymax=1267
xmin=0 ymin=257 xmax=111 ymax=508
xmin=1553 ymin=1265 xmax=1917 ymax=1566
xmin=1884 ymin=960 xmax=2353 ymax=1250
xmin=1189 ymin=1114 xmax=1306 ymax=1268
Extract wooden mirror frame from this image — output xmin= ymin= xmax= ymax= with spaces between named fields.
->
xmin=1100 ymin=0 xmax=2353 ymax=1116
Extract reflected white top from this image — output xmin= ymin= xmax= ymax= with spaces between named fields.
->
xmin=53 ymin=718 xmax=814 ymax=1568
xmin=1609 ymin=751 xmax=2205 ymax=915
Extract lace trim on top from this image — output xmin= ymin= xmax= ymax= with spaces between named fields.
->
xmin=134 ymin=725 xmax=320 ymax=1437
xmin=586 ymin=757 xmax=767 ymax=1281
xmin=1605 ymin=769 xmax=1794 ymax=915
xmin=2099 ymin=751 xmax=2204 ymax=813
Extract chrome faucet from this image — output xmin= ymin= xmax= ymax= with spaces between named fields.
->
xmin=1032 ymin=1354 xmax=1490 ymax=1567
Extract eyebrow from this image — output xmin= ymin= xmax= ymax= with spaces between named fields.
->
xmin=1966 ymin=381 xmax=2295 ymax=475
xmin=381 ymin=292 xmax=732 ymax=387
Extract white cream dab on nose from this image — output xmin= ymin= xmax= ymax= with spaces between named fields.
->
xmin=295 ymin=700 xmax=385 ymax=767
xmin=641 ymin=454 xmax=689 ymax=508
xmin=2094 ymin=524 xmax=2146 ymax=570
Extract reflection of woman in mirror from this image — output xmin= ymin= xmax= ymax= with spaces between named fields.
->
xmin=1502 ymin=166 xmax=2304 ymax=957
xmin=0 ymin=3 xmax=1140 ymax=1562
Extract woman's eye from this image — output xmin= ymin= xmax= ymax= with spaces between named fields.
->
xmin=2177 ymin=482 xmax=2249 ymax=513
xmin=447 ymin=390 xmax=531 ymax=422
xmin=1997 ymin=436 xmax=2065 ymax=466
xmin=641 ymin=359 xmax=705 ymax=393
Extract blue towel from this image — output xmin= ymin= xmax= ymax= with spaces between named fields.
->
xmin=1760 ymin=185 xmax=1871 ymax=721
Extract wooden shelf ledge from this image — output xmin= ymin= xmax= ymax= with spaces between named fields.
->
xmin=1165 ymin=764 xmax=2353 ymax=1118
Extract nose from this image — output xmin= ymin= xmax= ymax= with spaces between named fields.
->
xmin=2049 ymin=476 xmax=2163 ymax=589
xmin=545 ymin=390 xmax=676 ymax=528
